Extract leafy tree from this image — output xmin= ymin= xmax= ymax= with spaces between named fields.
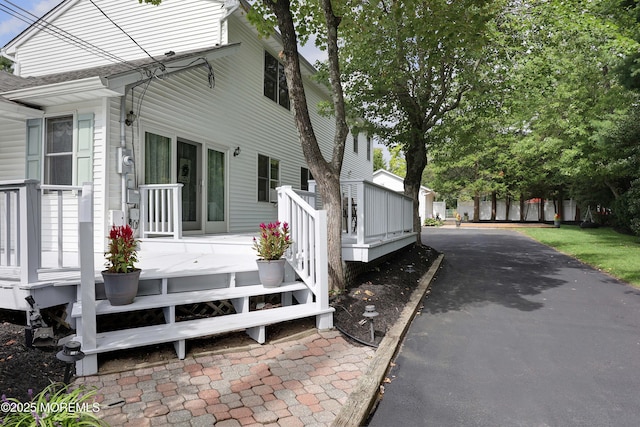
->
xmin=341 ymin=0 xmax=500 ymax=242
xmin=141 ymin=0 xmax=350 ymax=290
xmin=388 ymin=145 xmax=406 ymax=178
xmin=373 ymin=147 xmax=387 ymax=171
xmin=0 ymin=57 xmax=12 ymax=72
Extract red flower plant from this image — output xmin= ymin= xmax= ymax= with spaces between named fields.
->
xmin=104 ymin=225 xmax=139 ymax=273
xmin=252 ymin=221 xmax=293 ymax=260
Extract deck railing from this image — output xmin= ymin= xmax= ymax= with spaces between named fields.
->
xmin=277 ymin=186 xmax=329 ymax=312
xmin=340 ymin=179 xmax=414 ymax=245
xmin=139 ymin=184 xmax=183 ymax=239
xmin=0 ymin=180 xmax=87 ymax=283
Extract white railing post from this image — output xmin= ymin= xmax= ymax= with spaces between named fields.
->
xmin=19 ymin=180 xmax=40 ymax=284
xmin=315 ymin=209 xmax=329 ymax=310
xmin=173 ymin=185 xmax=182 ymax=239
xmin=356 ymin=181 xmax=365 ymax=245
xmin=77 ymin=182 xmax=97 ymax=375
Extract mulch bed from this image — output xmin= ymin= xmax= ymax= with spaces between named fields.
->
xmin=0 ymin=243 xmax=438 ymax=402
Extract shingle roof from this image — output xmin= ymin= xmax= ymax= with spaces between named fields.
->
xmin=0 ymin=45 xmax=230 ymax=92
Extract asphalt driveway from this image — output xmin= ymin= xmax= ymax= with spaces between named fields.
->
xmin=368 ymin=228 xmax=640 ymax=427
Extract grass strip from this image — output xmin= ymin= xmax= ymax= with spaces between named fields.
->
xmin=519 ymin=225 xmax=640 ymax=287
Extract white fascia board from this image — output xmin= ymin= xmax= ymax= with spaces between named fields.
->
xmin=106 ymin=43 xmax=241 ymax=94
xmin=2 ymin=76 xmax=118 ymax=103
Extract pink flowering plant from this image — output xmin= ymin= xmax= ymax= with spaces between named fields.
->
xmin=252 ymin=221 xmax=293 ymax=260
xmin=104 ymin=224 xmax=139 ymax=273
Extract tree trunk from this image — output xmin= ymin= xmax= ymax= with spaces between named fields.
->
xmin=505 ymin=195 xmax=511 ymax=222
xmin=491 ymin=191 xmax=497 ymax=221
xmin=266 ymin=0 xmax=348 ymax=292
xmin=557 ymin=189 xmax=564 ymax=220
xmin=404 ymin=142 xmax=427 ymax=245
xmin=520 ymin=194 xmax=525 ymax=222
xmin=539 ymin=198 xmax=545 ymax=222
xmin=473 ymin=193 xmax=480 ymax=222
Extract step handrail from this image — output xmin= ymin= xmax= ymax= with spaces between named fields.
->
xmin=276 ymin=186 xmax=329 ymax=311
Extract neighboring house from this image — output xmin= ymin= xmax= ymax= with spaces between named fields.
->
xmin=0 ymin=0 xmax=415 ymax=375
xmin=372 ymin=169 xmax=435 ymax=225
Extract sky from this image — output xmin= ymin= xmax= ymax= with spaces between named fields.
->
xmin=0 ymin=0 xmax=61 ymax=47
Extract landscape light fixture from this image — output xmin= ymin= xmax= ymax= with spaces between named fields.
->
xmin=56 ymin=341 xmax=85 ymax=384
xmin=363 ymin=305 xmax=379 ymax=343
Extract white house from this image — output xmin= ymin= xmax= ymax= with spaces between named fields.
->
xmin=372 ymin=169 xmax=435 ymax=225
xmin=0 ymin=0 xmax=416 ymax=375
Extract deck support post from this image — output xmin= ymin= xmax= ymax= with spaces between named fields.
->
xmin=19 ymin=180 xmax=40 ymax=284
xmin=76 ymin=183 xmax=97 ymax=376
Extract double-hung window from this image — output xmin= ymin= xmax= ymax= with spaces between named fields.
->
xmin=258 ymin=154 xmax=280 ymax=202
xmin=264 ymin=51 xmax=290 ymax=109
xmin=44 ymin=116 xmax=73 ymax=185
xmin=26 ymin=114 xmax=94 ymax=186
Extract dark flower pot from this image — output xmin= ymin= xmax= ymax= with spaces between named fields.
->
xmin=101 ymin=269 xmax=141 ymax=305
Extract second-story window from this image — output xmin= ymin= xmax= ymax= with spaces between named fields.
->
xmin=264 ymin=51 xmax=290 ymax=109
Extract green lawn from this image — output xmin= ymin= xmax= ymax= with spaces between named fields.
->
xmin=519 ymin=225 xmax=640 ymax=287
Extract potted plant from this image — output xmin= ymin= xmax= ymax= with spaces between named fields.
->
xmin=101 ymin=224 xmax=140 ymax=305
xmin=554 ymin=213 xmax=561 ymax=228
xmin=252 ymin=221 xmax=292 ymax=287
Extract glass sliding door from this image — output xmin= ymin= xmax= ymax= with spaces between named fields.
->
xmin=177 ymin=139 xmax=202 ymax=231
xmin=144 ymin=132 xmax=226 ymax=234
xmin=205 ymin=147 xmax=226 ymax=233
xmin=145 ymin=132 xmax=171 ymax=184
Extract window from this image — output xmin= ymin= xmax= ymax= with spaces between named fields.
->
xmin=258 ymin=154 xmax=280 ymax=202
xmin=26 ymin=114 xmax=94 ymax=185
xmin=366 ymin=135 xmax=372 ymax=161
xmin=353 ymin=133 xmax=358 ymax=154
xmin=264 ymin=51 xmax=290 ymax=109
xmin=44 ymin=116 xmax=73 ymax=185
xmin=300 ymin=167 xmax=314 ymax=191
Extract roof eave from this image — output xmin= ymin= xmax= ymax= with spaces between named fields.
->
xmin=2 ymin=76 xmax=118 ymax=107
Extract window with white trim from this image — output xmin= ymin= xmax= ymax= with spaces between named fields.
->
xmin=44 ymin=116 xmax=73 ymax=185
xmin=25 ymin=114 xmax=94 ymax=186
xmin=353 ymin=133 xmax=358 ymax=154
xmin=367 ymin=135 xmax=372 ymax=161
xmin=264 ymin=51 xmax=290 ymax=109
xmin=258 ymin=154 xmax=280 ymax=202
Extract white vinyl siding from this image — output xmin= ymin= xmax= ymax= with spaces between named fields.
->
xmin=0 ymin=120 xmax=27 ymax=180
xmin=12 ymin=0 xmax=226 ymax=77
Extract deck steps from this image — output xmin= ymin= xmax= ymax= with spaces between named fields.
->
xmin=71 ymin=282 xmax=309 ymax=317
xmin=80 ymin=304 xmax=334 ymax=357
xmin=72 ymin=275 xmax=334 ymax=375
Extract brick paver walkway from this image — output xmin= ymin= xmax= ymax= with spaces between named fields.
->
xmin=76 ymin=330 xmax=375 ymax=426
